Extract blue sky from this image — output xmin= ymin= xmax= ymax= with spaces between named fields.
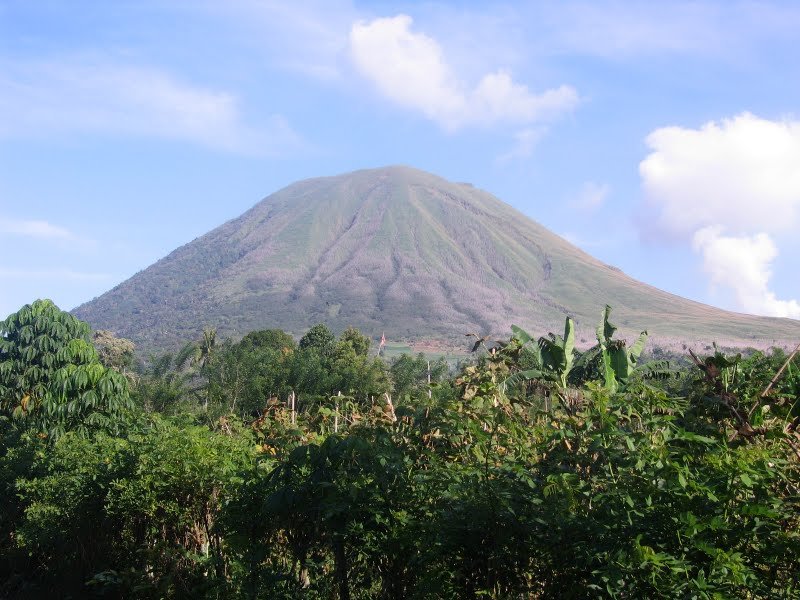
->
xmin=2 ymin=1 xmax=800 ymax=322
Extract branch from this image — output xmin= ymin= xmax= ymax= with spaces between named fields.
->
xmin=748 ymin=342 xmax=800 ymax=419
xmin=784 ymin=436 xmax=800 ymax=462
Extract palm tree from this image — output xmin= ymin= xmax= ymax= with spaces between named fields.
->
xmin=194 ymin=327 xmax=217 ymax=411
xmin=195 ymin=327 xmax=217 ymax=370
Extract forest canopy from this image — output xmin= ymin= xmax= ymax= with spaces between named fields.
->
xmin=1 ymin=299 xmax=799 ymax=599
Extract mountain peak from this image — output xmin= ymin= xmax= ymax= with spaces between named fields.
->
xmin=74 ymin=166 xmax=800 ymax=352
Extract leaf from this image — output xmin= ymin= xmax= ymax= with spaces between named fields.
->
xmin=635 ymin=360 xmax=674 ymax=381
xmin=674 ymin=430 xmax=715 ymax=445
xmin=600 ymin=348 xmax=617 ymax=392
xmin=511 ymin=325 xmax=534 ymax=346
xmin=563 ymin=317 xmax=576 ymax=380
xmin=596 ymin=305 xmax=617 ymax=345
xmin=629 ymin=331 xmax=648 ymax=365
xmin=608 ymin=344 xmax=630 ymax=382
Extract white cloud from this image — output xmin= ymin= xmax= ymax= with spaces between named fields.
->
xmin=640 ymin=113 xmax=800 ymax=238
xmin=639 ymin=113 xmax=800 ymax=318
xmin=0 ymin=58 xmax=304 ymax=155
xmin=349 ymin=15 xmax=578 ymax=131
xmin=0 ymin=218 xmax=77 ymax=241
xmin=693 ymin=227 xmax=800 ymax=319
xmin=203 ymin=2 xmax=800 ymax=83
xmin=571 ymin=181 xmax=610 ymax=212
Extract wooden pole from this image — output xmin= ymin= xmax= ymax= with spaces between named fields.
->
xmin=335 ymin=391 xmax=341 ymax=433
xmin=427 ymin=360 xmax=432 ymax=398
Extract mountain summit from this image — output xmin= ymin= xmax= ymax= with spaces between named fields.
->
xmin=74 ymin=166 xmax=800 ymax=350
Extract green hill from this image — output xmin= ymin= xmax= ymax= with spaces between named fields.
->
xmin=73 ymin=166 xmax=800 ymax=352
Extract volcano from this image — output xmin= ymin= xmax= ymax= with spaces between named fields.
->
xmin=73 ymin=166 xmax=800 ymax=351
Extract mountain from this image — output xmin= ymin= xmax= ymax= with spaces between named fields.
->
xmin=73 ymin=166 xmax=800 ymax=352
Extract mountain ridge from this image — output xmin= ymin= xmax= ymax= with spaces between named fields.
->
xmin=73 ymin=166 xmax=800 ymax=352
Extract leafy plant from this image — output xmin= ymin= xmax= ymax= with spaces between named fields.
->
xmin=595 ymin=304 xmax=649 ymax=392
xmin=0 ymin=299 xmax=132 ymax=438
xmin=3 ymin=302 xmax=800 ymax=599
xmin=506 ymin=317 xmax=578 ymax=413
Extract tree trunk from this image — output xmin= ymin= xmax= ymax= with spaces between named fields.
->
xmin=333 ymin=537 xmax=350 ymax=600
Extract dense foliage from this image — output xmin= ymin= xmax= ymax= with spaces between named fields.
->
xmin=0 ymin=300 xmax=132 ymax=438
xmin=2 ymin=300 xmax=799 ymax=598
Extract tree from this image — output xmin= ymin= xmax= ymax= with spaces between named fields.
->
xmin=92 ymin=330 xmax=136 ymax=374
xmin=13 ymin=416 xmax=253 ymax=598
xmin=194 ymin=327 xmax=217 ymax=371
xmin=0 ymin=299 xmax=132 ymax=437
xmin=299 ymin=323 xmax=334 ymax=353
xmin=390 ymin=353 xmax=449 ymax=399
xmin=207 ymin=338 xmax=294 ymax=417
xmin=338 ymin=327 xmax=370 ymax=357
xmin=238 ymin=329 xmax=296 ymax=353
xmin=133 ymin=342 xmax=199 ymax=414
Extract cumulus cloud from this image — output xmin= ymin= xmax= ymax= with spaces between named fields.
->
xmin=349 ymin=15 xmax=578 ymax=131
xmin=0 ymin=58 xmax=304 ymax=155
xmin=693 ymin=227 xmax=800 ymax=318
xmin=640 ymin=113 xmax=800 ymax=237
xmin=639 ymin=113 xmax=800 ymax=318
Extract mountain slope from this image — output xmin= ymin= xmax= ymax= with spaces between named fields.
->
xmin=73 ymin=166 xmax=800 ymax=351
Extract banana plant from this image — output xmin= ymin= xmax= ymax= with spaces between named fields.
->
xmin=595 ymin=305 xmax=648 ymax=393
xmin=507 ymin=308 xmax=667 ymax=398
xmin=509 ymin=316 xmax=576 ymax=389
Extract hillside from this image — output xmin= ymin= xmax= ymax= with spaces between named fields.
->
xmin=73 ymin=166 xmax=800 ymax=351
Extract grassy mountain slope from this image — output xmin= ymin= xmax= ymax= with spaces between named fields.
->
xmin=73 ymin=166 xmax=800 ymax=351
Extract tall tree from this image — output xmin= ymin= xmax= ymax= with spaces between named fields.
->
xmin=299 ymin=323 xmax=335 ymax=354
xmin=0 ymin=300 xmax=132 ymax=437
xmin=92 ymin=329 xmax=136 ymax=374
xmin=338 ymin=326 xmax=371 ymax=357
xmin=238 ymin=329 xmax=296 ymax=353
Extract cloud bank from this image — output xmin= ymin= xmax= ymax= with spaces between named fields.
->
xmin=0 ymin=58 xmax=303 ymax=155
xmin=640 ymin=113 xmax=800 ymax=318
xmin=349 ymin=15 xmax=578 ymax=131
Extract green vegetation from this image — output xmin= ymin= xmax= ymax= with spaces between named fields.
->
xmin=2 ymin=299 xmax=800 ymax=598
xmin=0 ymin=300 xmax=133 ymax=439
